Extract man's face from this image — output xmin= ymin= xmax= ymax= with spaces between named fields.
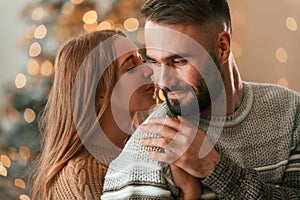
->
xmin=144 ymin=21 xmax=224 ymax=116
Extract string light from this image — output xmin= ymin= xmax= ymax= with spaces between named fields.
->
xmin=83 ymin=22 xmax=97 ymax=32
xmin=40 ymin=60 xmax=54 ymax=76
xmin=14 ymin=179 xmax=26 ymax=189
xmin=277 ymin=77 xmax=289 ymax=88
xmin=0 ymin=165 xmax=7 ymax=177
xmin=31 ymin=7 xmax=44 ymax=21
xmin=20 ymin=194 xmax=31 ymax=200
xmin=29 ymin=42 xmax=42 ymax=57
xmin=0 ymin=155 xmax=11 ymax=168
xmin=82 ymin=10 xmax=98 ymax=24
xmin=25 ymin=25 xmax=37 ymax=40
xmin=70 ymin=0 xmax=84 ymax=4
xmin=15 ymin=73 xmax=27 ymax=89
xmin=7 ymin=107 xmax=20 ymax=123
xmin=19 ymin=146 xmax=31 ymax=161
xmin=8 ymin=148 xmax=18 ymax=161
xmin=34 ymin=24 xmax=47 ymax=39
xmin=24 ymin=108 xmax=36 ymax=123
xmin=27 ymin=59 xmax=40 ymax=76
xmin=286 ymin=17 xmax=297 ymax=32
xmin=123 ymin=18 xmax=139 ymax=32
xmin=158 ymin=89 xmax=166 ymax=101
xmin=97 ymin=21 xmax=112 ymax=31
xmin=275 ymin=47 xmax=288 ymax=63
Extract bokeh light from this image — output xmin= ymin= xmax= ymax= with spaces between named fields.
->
xmin=158 ymin=89 xmax=166 ymax=101
xmin=31 ymin=7 xmax=44 ymax=21
xmin=124 ymin=18 xmax=139 ymax=32
xmin=8 ymin=148 xmax=18 ymax=161
xmin=14 ymin=179 xmax=26 ymax=189
xmin=27 ymin=59 xmax=40 ymax=75
xmin=20 ymin=194 xmax=31 ymax=200
xmin=7 ymin=107 xmax=20 ymax=123
xmin=82 ymin=10 xmax=98 ymax=24
xmin=0 ymin=155 xmax=11 ymax=168
xmin=24 ymin=108 xmax=36 ymax=124
xmin=277 ymin=77 xmax=289 ymax=88
xmin=275 ymin=47 xmax=288 ymax=63
xmin=97 ymin=21 xmax=112 ymax=31
xmin=0 ymin=165 xmax=7 ymax=177
xmin=29 ymin=42 xmax=42 ymax=57
xmin=70 ymin=0 xmax=84 ymax=4
xmin=40 ymin=60 xmax=54 ymax=76
xmin=286 ymin=17 xmax=298 ymax=31
xmin=19 ymin=146 xmax=31 ymax=161
xmin=34 ymin=24 xmax=47 ymax=39
xmin=15 ymin=73 xmax=27 ymax=89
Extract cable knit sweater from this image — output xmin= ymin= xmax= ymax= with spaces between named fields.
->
xmin=51 ymin=150 xmax=107 ymax=199
xmin=102 ymin=82 xmax=300 ymax=199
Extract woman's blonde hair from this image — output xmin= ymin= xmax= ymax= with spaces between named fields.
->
xmin=31 ymin=30 xmax=124 ymax=199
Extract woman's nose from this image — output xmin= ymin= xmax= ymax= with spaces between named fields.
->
xmin=142 ymin=64 xmax=154 ymax=78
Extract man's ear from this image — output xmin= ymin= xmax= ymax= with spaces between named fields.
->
xmin=216 ymin=31 xmax=231 ymax=64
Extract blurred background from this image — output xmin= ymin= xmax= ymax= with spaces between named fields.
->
xmin=0 ymin=0 xmax=299 ymax=199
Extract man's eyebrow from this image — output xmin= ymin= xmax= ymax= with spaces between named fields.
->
xmin=145 ymin=53 xmax=192 ymax=62
xmin=164 ymin=53 xmax=191 ymax=61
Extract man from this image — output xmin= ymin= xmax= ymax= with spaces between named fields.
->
xmin=102 ymin=0 xmax=300 ymax=199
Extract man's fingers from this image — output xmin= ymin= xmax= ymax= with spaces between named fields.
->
xmin=146 ymin=150 xmax=173 ymax=164
xmin=146 ymin=117 xmax=180 ymax=131
xmin=140 ymin=137 xmax=171 ymax=148
xmin=140 ymin=123 xmax=178 ymax=139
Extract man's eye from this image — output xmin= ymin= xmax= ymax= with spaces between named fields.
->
xmin=173 ymin=58 xmax=187 ymax=67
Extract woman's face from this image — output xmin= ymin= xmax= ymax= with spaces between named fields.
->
xmin=111 ymin=36 xmax=156 ymax=116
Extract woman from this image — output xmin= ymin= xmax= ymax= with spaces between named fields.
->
xmin=32 ymin=30 xmax=156 ymax=199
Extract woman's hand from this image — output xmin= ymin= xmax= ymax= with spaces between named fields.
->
xmin=171 ymin=164 xmax=201 ymax=200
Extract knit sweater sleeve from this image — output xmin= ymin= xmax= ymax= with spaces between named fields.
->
xmin=202 ymin=107 xmax=300 ymax=199
xmin=51 ymin=152 xmax=107 ymax=200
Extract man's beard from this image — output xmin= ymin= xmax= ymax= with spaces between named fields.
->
xmin=163 ymin=53 xmax=224 ymax=116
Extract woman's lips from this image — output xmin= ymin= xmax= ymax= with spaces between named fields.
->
xmin=145 ymin=84 xmax=155 ymax=94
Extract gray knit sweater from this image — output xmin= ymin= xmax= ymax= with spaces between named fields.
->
xmin=102 ymin=82 xmax=300 ymax=199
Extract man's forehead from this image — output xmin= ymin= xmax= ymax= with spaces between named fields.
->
xmin=144 ymin=21 xmax=208 ymax=57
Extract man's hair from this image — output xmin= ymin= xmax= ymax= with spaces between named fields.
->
xmin=141 ymin=0 xmax=232 ymax=33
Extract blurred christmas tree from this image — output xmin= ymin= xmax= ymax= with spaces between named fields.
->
xmin=0 ymin=0 xmax=144 ymax=199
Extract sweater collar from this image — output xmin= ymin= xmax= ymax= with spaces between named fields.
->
xmin=199 ymin=82 xmax=253 ymax=128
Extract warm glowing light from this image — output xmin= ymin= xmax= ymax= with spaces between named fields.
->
xmin=0 ymin=155 xmax=11 ymax=168
xmin=71 ymin=0 xmax=84 ymax=4
xmin=124 ymin=18 xmax=139 ymax=32
xmin=27 ymin=59 xmax=40 ymax=75
xmin=97 ymin=21 xmax=112 ymax=31
xmin=14 ymin=179 xmax=26 ymax=189
xmin=0 ymin=165 xmax=7 ymax=177
xmin=24 ymin=108 xmax=36 ymax=123
xmin=7 ymin=107 xmax=20 ymax=123
xmin=15 ymin=73 xmax=27 ymax=89
xmin=34 ymin=24 xmax=47 ymax=39
xmin=137 ymin=30 xmax=145 ymax=44
xmin=8 ymin=148 xmax=18 ymax=161
xmin=286 ymin=17 xmax=298 ymax=31
xmin=232 ymin=41 xmax=242 ymax=58
xmin=158 ymin=89 xmax=165 ymax=101
xmin=82 ymin=10 xmax=98 ymax=24
xmin=277 ymin=77 xmax=289 ymax=88
xmin=40 ymin=60 xmax=54 ymax=76
xmin=25 ymin=25 xmax=37 ymax=39
xmin=29 ymin=42 xmax=42 ymax=57
xmin=32 ymin=7 xmax=44 ymax=21
xmin=20 ymin=194 xmax=31 ymax=200
xmin=83 ymin=22 xmax=97 ymax=32
xmin=275 ymin=47 xmax=288 ymax=63
xmin=19 ymin=146 xmax=31 ymax=161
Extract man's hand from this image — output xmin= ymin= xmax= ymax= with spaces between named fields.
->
xmin=171 ymin=164 xmax=202 ymax=200
xmin=140 ymin=116 xmax=219 ymax=178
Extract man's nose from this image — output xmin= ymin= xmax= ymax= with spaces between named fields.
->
xmin=157 ymin=64 xmax=178 ymax=88
xmin=142 ymin=64 xmax=153 ymax=79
